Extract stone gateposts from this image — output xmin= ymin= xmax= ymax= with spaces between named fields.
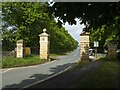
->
xmin=16 ymin=28 xmax=49 ymax=59
xmin=107 ymin=41 xmax=118 ymax=59
xmin=16 ymin=40 xmax=31 ymax=58
xmin=80 ymin=32 xmax=89 ymax=60
xmin=16 ymin=39 xmax=24 ymax=58
xmin=39 ymin=29 xmax=49 ymax=60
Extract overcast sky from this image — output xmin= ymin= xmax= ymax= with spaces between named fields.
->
xmin=63 ymin=18 xmax=85 ymax=44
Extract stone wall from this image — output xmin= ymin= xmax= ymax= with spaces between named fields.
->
xmin=2 ymin=51 xmax=15 ymax=57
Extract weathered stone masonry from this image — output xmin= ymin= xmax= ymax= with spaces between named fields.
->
xmin=39 ymin=29 xmax=49 ymax=60
xmin=80 ymin=32 xmax=89 ymax=60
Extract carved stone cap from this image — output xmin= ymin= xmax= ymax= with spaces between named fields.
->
xmin=17 ymin=39 xmax=23 ymax=43
xmin=43 ymin=28 xmax=47 ymax=33
xmin=108 ymin=40 xmax=118 ymax=46
xmin=80 ymin=31 xmax=89 ymax=36
xmin=39 ymin=28 xmax=49 ymax=37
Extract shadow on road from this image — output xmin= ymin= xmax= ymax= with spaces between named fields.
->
xmin=25 ymin=61 xmax=101 ymax=88
xmin=2 ymin=62 xmax=76 ymax=90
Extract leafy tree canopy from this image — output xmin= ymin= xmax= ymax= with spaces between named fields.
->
xmin=2 ymin=2 xmax=78 ymax=52
xmin=49 ymin=2 xmax=120 ymax=48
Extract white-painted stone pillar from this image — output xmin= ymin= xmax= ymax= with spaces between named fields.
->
xmin=80 ymin=32 xmax=89 ymax=60
xmin=39 ymin=29 xmax=49 ymax=60
xmin=16 ymin=39 xmax=24 ymax=58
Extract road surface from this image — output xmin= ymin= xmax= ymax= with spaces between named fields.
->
xmin=2 ymin=48 xmax=80 ymax=89
xmin=25 ymin=61 xmax=101 ymax=88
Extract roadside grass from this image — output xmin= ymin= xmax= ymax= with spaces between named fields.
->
xmin=70 ymin=58 xmax=120 ymax=88
xmin=2 ymin=55 xmax=48 ymax=68
xmin=74 ymin=60 xmax=93 ymax=70
xmin=1 ymin=49 xmax=76 ymax=68
xmin=2 ymin=53 xmax=64 ymax=68
xmin=50 ymin=49 xmax=76 ymax=56
xmin=64 ymin=60 xmax=93 ymax=75
xmin=51 ymin=52 xmax=67 ymax=55
xmin=49 ymin=53 xmax=62 ymax=60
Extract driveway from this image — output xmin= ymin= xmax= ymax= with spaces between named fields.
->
xmin=2 ymin=48 xmax=80 ymax=89
xmin=25 ymin=60 xmax=101 ymax=88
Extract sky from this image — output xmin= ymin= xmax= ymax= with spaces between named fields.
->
xmin=63 ymin=18 xmax=85 ymax=44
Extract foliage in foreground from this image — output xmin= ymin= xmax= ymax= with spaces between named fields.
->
xmin=50 ymin=2 xmax=120 ymax=50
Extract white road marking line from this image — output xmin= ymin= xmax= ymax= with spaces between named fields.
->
xmin=74 ymin=51 xmax=79 ymax=56
xmin=22 ymin=65 xmax=72 ymax=89
xmin=0 ymin=69 xmax=2 ymax=73
xmin=2 ymin=66 xmax=37 ymax=73
xmin=2 ymin=60 xmax=57 ymax=73
xmin=2 ymin=68 xmax=13 ymax=73
xmin=41 ymin=60 xmax=57 ymax=66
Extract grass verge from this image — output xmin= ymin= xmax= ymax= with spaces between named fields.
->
xmin=70 ymin=59 xmax=120 ymax=88
xmin=73 ymin=60 xmax=93 ymax=70
xmin=2 ymin=53 xmax=64 ymax=68
xmin=2 ymin=55 xmax=48 ymax=68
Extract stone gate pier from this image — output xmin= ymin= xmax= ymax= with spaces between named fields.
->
xmin=16 ymin=40 xmax=31 ymax=58
xmin=16 ymin=39 xmax=24 ymax=58
xmin=107 ymin=41 xmax=118 ymax=59
xmin=80 ymin=32 xmax=89 ymax=60
xmin=39 ymin=29 xmax=49 ymax=60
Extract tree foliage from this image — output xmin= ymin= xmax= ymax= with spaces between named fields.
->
xmin=49 ymin=2 xmax=120 ymax=49
xmin=2 ymin=2 xmax=78 ymax=53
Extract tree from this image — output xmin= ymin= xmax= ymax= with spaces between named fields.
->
xmin=90 ymin=25 xmax=109 ymax=52
xmin=2 ymin=2 xmax=50 ymax=44
xmin=2 ymin=2 xmax=78 ymax=53
xmin=49 ymin=2 xmax=120 ymax=48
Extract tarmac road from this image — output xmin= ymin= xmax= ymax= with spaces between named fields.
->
xmin=2 ymin=48 xmax=80 ymax=89
xmin=25 ymin=60 xmax=101 ymax=88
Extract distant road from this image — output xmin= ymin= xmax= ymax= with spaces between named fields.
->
xmin=2 ymin=48 xmax=80 ymax=89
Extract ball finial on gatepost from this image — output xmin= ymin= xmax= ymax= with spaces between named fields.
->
xmin=43 ymin=28 xmax=47 ymax=33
